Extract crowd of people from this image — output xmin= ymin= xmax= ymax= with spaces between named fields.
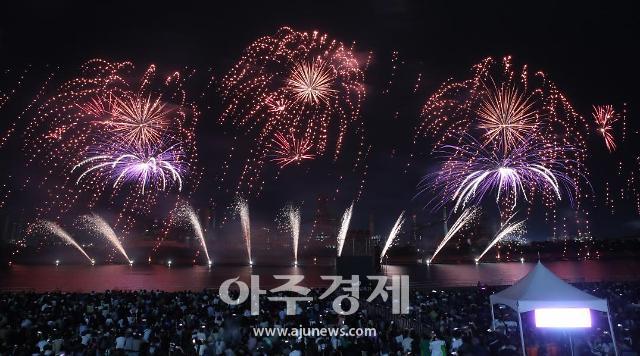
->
xmin=0 ymin=281 xmax=638 ymax=355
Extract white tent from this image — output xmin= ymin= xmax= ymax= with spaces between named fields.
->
xmin=489 ymin=262 xmax=618 ymax=356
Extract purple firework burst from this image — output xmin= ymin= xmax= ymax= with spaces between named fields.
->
xmin=420 ymin=135 xmax=579 ymax=212
xmin=72 ymin=143 xmax=185 ymax=194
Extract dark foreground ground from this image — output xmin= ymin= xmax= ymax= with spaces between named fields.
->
xmin=1 ymin=281 xmax=639 ymax=355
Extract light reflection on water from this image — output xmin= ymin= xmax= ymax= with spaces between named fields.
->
xmin=1 ymin=259 xmax=638 ymax=292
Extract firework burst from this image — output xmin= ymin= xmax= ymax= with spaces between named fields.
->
xmin=101 ymin=95 xmax=171 ymax=149
xmin=592 ymin=105 xmax=618 ymax=152
xmin=417 ymin=57 xmax=587 ymax=185
xmin=417 ymin=57 xmax=587 ymax=149
xmin=20 ymin=59 xmax=200 ymax=229
xmin=417 ymin=57 xmax=590 ymax=238
xmin=220 ymin=27 xmax=365 ymax=194
xmin=72 ymin=143 xmax=184 ymax=195
xmin=477 ymin=81 xmax=538 ymax=153
xmin=287 ymin=60 xmax=337 ymax=105
xmin=269 ymin=130 xmax=315 ymax=168
xmin=422 ymin=135 xmax=577 ymax=212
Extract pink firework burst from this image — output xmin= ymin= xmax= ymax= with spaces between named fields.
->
xmin=417 ymin=56 xmax=587 ymax=156
xmin=592 ymin=105 xmax=618 ymax=152
xmin=220 ymin=27 xmax=365 ymax=194
xmin=78 ymin=94 xmax=171 ymax=149
xmin=270 ymin=131 xmax=315 ymax=168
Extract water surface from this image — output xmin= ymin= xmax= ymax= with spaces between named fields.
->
xmin=1 ymin=259 xmax=638 ymax=292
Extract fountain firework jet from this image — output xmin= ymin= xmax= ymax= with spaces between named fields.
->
xmin=336 ymin=202 xmax=354 ymax=257
xmin=80 ymin=214 xmax=131 ymax=263
xmin=176 ymin=203 xmax=211 ymax=264
xmin=380 ymin=211 xmax=405 ymax=263
xmin=286 ymin=205 xmax=301 ymax=265
xmin=37 ymin=221 xmax=93 ymax=263
xmin=477 ymin=215 xmax=526 ymax=262
xmin=236 ymin=197 xmax=252 ymax=264
xmin=430 ymin=207 xmax=479 ymax=263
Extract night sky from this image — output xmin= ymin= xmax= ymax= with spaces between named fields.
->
xmin=0 ymin=0 xmax=638 ymax=241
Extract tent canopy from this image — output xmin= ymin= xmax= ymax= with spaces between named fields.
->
xmin=490 ymin=262 xmax=608 ymax=313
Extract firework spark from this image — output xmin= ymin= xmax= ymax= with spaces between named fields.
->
xmin=270 ymin=131 xmax=315 ymax=168
xmin=430 ymin=207 xmax=479 ymax=263
xmin=35 ymin=221 xmax=93 ymax=263
xmin=380 ymin=211 xmax=405 ymax=262
xmin=79 ymin=214 xmax=131 ymax=263
xmin=236 ymin=197 xmax=252 ymax=264
xmin=175 ymin=202 xmax=211 ymax=264
xmin=477 ymin=215 xmax=526 ymax=262
xmin=478 ymin=82 xmax=537 ymax=152
xmin=286 ymin=204 xmax=301 ymax=265
xmin=336 ymin=202 xmax=354 ymax=257
xmin=592 ymin=105 xmax=618 ymax=152
xmin=72 ymin=143 xmax=184 ymax=195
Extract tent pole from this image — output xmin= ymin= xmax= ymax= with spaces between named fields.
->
xmin=606 ymin=308 xmax=619 ymax=356
xmin=490 ymin=302 xmax=496 ymax=331
xmin=568 ymin=332 xmax=574 ymax=356
xmin=517 ymin=311 xmax=526 ymax=356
